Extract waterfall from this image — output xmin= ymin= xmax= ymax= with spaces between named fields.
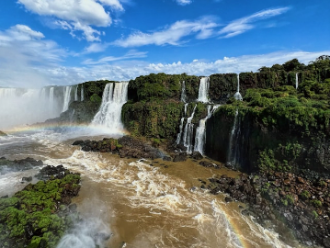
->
xmin=234 ymin=74 xmax=243 ymax=101
xmin=227 ymin=109 xmax=241 ymax=168
xmin=0 ymin=87 xmax=64 ymax=129
xmin=197 ymin=77 xmax=210 ymax=103
xmin=176 ymin=103 xmax=188 ymax=144
xmin=92 ymin=82 xmax=129 ymax=133
xmin=295 ymin=73 xmax=299 ymax=89
xmin=194 ymin=105 xmax=220 ymax=155
xmin=62 ymin=86 xmax=72 ymax=112
xmin=181 ymin=81 xmax=186 ymax=103
xmin=183 ymin=105 xmax=197 ymax=154
xmin=74 ymin=85 xmax=78 ymax=101
xmin=81 ymin=86 xmax=84 ymax=101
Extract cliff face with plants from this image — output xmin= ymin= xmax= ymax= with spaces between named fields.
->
xmin=206 ymin=57 xmax=330 ymax=178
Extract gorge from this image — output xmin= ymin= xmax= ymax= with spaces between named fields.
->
xmin=1 ymin=57 xmax=330 ymax=248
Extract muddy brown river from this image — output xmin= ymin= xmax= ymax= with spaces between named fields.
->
xmin=0 ymin=128 xmax=311 ymax=248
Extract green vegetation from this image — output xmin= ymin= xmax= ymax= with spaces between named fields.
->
xmin=0 ymin=172 xmax=81 ymax=248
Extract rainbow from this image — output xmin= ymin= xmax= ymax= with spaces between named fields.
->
xmin=2 ymin=122 xmax=130 ymax=137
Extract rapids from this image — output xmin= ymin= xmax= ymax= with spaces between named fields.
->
xmin=0 ymin=127 xmax=309 ymax=248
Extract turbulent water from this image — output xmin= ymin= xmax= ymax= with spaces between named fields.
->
xmin=0 ymin=82 xmax=310 ymax=248
xmin=0 ymin=127 xmax=305 ymax=248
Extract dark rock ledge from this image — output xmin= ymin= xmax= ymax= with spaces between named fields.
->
xmin=207 ymin=171 xmax=330 ymax=248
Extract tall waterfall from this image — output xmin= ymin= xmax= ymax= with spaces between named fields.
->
xmin=197 ymin=77 xmax=210 ymax=103
xmin=176 ymin=103 xmax=188 ymax=144
xmin=81 ymin=86 xmax=84 ymax=101
xmin=234 ymin=74 xmax=243 ymax=101
xmin=295 ymin=73 xmax=299 ymax=89
xmin=62 ymin=86 xmax=72 ymax=112
xmin=0 ymin=87 xmax=64 ymax=129
xmin=92 ymin=82 xmax=129 ymax=133
xmin=74 ymin=86 xmax=78 ymax=101
xmin=194 ymin=105 xmax=220 ymax=155
xmin=181 ymin=81 xmax=186 ymax=103
xmin=183 ymin=105 xmax=197 ymax=154
xmin=227 ymin=109 xmax=241 ymax=168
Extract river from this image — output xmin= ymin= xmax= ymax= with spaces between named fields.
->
xmin=0 ymin=125 xmax=310 ymax=248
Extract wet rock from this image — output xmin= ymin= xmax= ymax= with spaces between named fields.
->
xmin=35 ymin=165 xmax=70 ymax=180
xmin=22 ymin=176 xmax=32 ymax=182
xmin=173 ymin=153 xmax=187 ymax=162
xmin=68 ymin=204 xmax=77 ymax=213
xmin=0 ymin=157 xmax=43 ymax=175
xmin=162 ymin=156 xmax=172 ymax=161
xmin=191 ymin=152 xmax=203 ymax=160
xmin=225 ymin=196 xmax=233 ymax=203
xmin=0 ymin=130 xmax=7 ymax=136
xmin=72 ymin=140 xmax=84 ymax=146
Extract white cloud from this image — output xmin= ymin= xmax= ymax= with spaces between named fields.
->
xmin=82 ymin=50 xmax=147 ymax=64
xmin=0 ymin=25 xmax=66 ymax=88
xmin=112 ymin=17 xmax=218 ymax=47
xmin=84 ymin=43 xmax=109 ymax=54
xmin=17 ymin=0 xmax=126 ymax=41
xmin=3 ymin=50 xmax=327 ymax=88
xmin=219 ymin=7 xmax=290 ymax=38
xmin=175 ymin=0 xmax=193 ymax=6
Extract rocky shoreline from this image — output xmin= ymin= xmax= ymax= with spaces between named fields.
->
xmin=206 ymin=170 xmax=330 ymax=247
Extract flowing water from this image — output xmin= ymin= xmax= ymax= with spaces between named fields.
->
xmin=92 ymin=82 xmax=129 ymax=133
xmin=176 ymin=103 xmax=188 ymax=145
xmin=227 ymin=109 xmax=241 ymax=168
xmin=194 ymin=105 xmax=220 ymax=156
xmin=197 ymin=77 xmax=210 ymax=103
xmin=62 ymin=86 xmax=73 ymax=112
xmin=0 ymin=127 xmax=306 ymax=248
xmin=182 ymin=105 xmax=197 ymax=154
xmin=0 ymin=87 xmax=64 ymax=129
xmin=81 ymin=86 xmax=84 ymax=101
xmin=0 ymin=83 xmax=311 ymax=248
xmin=234 ymin=74 xmax=243 ymax=101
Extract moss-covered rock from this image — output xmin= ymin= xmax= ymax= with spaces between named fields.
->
xmin=0 ymin=166 xmax=81 ymax=248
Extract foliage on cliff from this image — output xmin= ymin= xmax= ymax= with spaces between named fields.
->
xmin=0 ymin=167 xmax=81 ymax=248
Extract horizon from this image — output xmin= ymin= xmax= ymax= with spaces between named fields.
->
xmin=0 ymin=0 xmax=329 ymax=88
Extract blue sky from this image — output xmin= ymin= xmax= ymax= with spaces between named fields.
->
xmin=0 ymin=0 xmax=329 ymax=87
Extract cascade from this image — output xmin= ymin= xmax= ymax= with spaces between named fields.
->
xmin=181 ymin=81 xmax=186 ymax=103
xmin=227 ymin=109 xmax=241 ymax=168
xmin=234 ymin=74 xmax=243 ymax=101
xmin=74 ymin=85 xmax=78 ymax=101
xmin=182 ymin=105 xmax=197 ymax=154
xmin=194 ymin=105 xmax=220 ymax=155
xmin=295 ymin=73 xmax=299 ymax=89
xmin=197 ymin=77 xmax=210 ymax=103
xmin=92 ymin=82 xmax=129 ymax=133
xmin=0 ymin=87 xmax=64 ymax=129
xmin=81 ymin=86 xmax=84 ymax=101
xmin=176 ymin=103 xmax=188 ymax=144
xmin=62 ymin=86 xmax=72 ymax=112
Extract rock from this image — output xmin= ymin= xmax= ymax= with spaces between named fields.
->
xmin=0 ymin=130 xmax=7 ymax=136
xmin=225 ymin=196 xmax=233 ymax=203
xmin=191 ymin=152 xmax=203 ymax=160
xmin=22 ymin=176 xmax=32 ymax=182
xmin=68 ymin=203 xmax=77 ymax=213
xmin=173 ymin=153 xmax=187 ymax=162
xmin=162 ymin=156 xmax=172 ymax=161
xmin=72 ymin=140 xmax=84 ymax=146
xmin=297 ymin=177 xmax=306 ymax=184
